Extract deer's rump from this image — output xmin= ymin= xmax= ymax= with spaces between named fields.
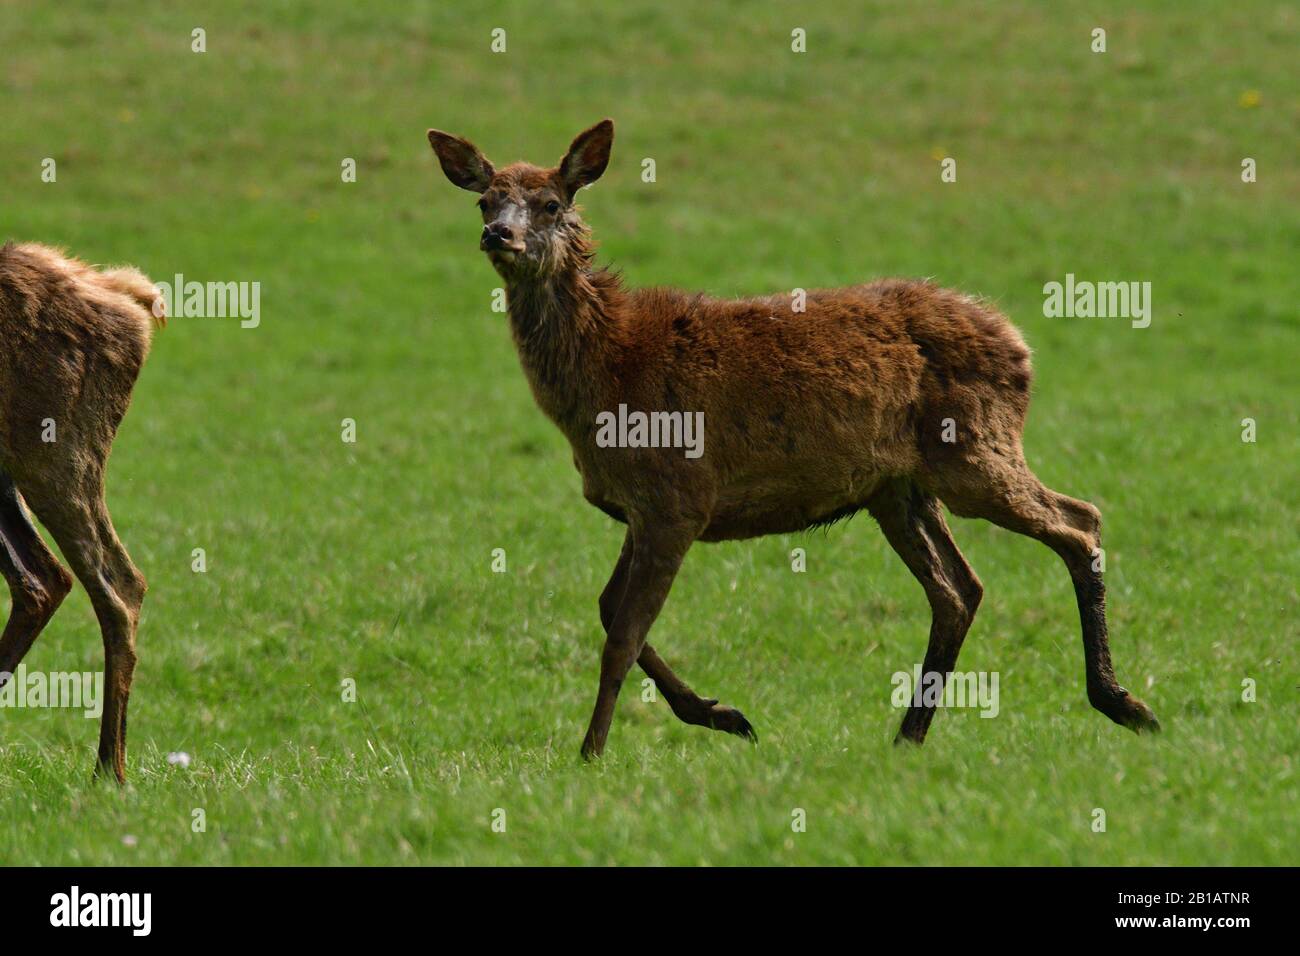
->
xmin=0 ymin=242 xmax=161 ymax=476
xmin=599 ymin=279 xmax=1033 ymax=540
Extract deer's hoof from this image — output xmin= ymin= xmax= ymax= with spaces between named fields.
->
xmin=92 ymin=760 xmax=127 ymax=786
xmin=1094 ymin=686 xmax=1161 ymax=735
xmin=1124 ymin=696 xmax=1161 ymax=735
xmin=707 ymin=704 xmax=757 ymax=742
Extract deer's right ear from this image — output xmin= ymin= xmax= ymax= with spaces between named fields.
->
xmin=427 ymin=129 xmax=495 ymax=193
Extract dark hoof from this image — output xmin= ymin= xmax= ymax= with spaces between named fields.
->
xmin=1095 ymin=687 xmax=1161 ymax=735
xmin=1124 ymin=696 xmax=1161 ymax=735
xmin=92 ymin=760 xmax=126 ymax=786
xmin=707 ymin=704 xmax=757 ymax=742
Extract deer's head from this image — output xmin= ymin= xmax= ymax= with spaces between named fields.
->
xmin=428 ymin=120 xmax=613 ymax=281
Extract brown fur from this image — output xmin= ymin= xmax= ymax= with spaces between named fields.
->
xmin=428 ymin=121 xmax=1160 ymax=757
xmin=0 ymin=241 xmax=162 ymax=783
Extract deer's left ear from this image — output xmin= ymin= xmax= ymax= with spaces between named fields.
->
xmin=428 ymin=129 xmax=495 ymax=193
xmin=560 ymin=119 xmax=614 ymax=198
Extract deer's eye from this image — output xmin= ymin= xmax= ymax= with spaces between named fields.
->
xmin=545 ymin=200 xmax=561 ymax=215
xmin=477 ymin=197 xmax=488 ymax=211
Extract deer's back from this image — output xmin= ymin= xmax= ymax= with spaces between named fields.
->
xmin=579 ymin=279 xmax=1033 ymax=539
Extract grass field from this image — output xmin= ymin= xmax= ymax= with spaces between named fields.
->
xmin=0 ymin=0 xmax=1296 ymax=865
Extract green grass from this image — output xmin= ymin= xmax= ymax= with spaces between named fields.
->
xmin=0 ymin=0 xmax=1295 ymax=865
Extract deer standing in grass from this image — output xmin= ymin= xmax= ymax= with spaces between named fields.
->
xmin=0 ymin=242 xmax=162 ymax=783
xmin=428 ymin=120 xmax=1160 ymax=759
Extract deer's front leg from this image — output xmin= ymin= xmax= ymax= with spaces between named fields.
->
xmin=581 ymin=522 xmax=696 ymax=760
xmin=598 ymin=529 xmax=756 ymax=742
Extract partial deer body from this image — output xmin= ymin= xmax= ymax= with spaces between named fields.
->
xmin=0 ymin=242 xmax=161 ymax=783
xmin=428 ymin=121 xmax=1160 ymax=758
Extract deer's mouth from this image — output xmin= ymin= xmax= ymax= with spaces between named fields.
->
xmin=486 ymin=249 xmax=525 ymax=274
xmin=481 ymin=235 xmax=526 ymax=256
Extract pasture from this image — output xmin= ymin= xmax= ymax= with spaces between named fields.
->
xmin=0 ymin=0 xmax=1295 ymax=864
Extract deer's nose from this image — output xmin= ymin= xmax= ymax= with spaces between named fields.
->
xmin=481 ymin=222 xmax=518 ymax=251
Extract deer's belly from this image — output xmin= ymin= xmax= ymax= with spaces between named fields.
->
xmin=700 ymin=470 xmax=888 ymax=541
xmin=575 ymin=440 xmax=900 ymax=541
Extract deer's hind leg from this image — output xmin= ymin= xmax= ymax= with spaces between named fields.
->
xmin=868 ymin=479 xmax=983 ymax=744
xmin=17 ymin=455 xmax=147 ymax=784
xmin=938 ymin=454 xmax=1159 ymax=735
xmin=0 ymin=470 xmax=74 ymax=680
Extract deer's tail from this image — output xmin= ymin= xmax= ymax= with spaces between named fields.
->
xmin=98 ymin=265 xmax=167 ymax=329
xmin=1 ymin=241 xmax=167 ymax=340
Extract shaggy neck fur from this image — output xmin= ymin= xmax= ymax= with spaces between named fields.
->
xmin=503 ymin=223 xmax=627 ymax=432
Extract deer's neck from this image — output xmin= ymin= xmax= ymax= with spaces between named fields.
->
xmin=504 ymin=254 xmax=626 ymax=434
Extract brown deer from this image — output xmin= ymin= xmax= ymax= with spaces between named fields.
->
xmin=0 ymin=242 xmax=162 ymax=783
xmin=427 ymin=120 xmax=1160 ymax=759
